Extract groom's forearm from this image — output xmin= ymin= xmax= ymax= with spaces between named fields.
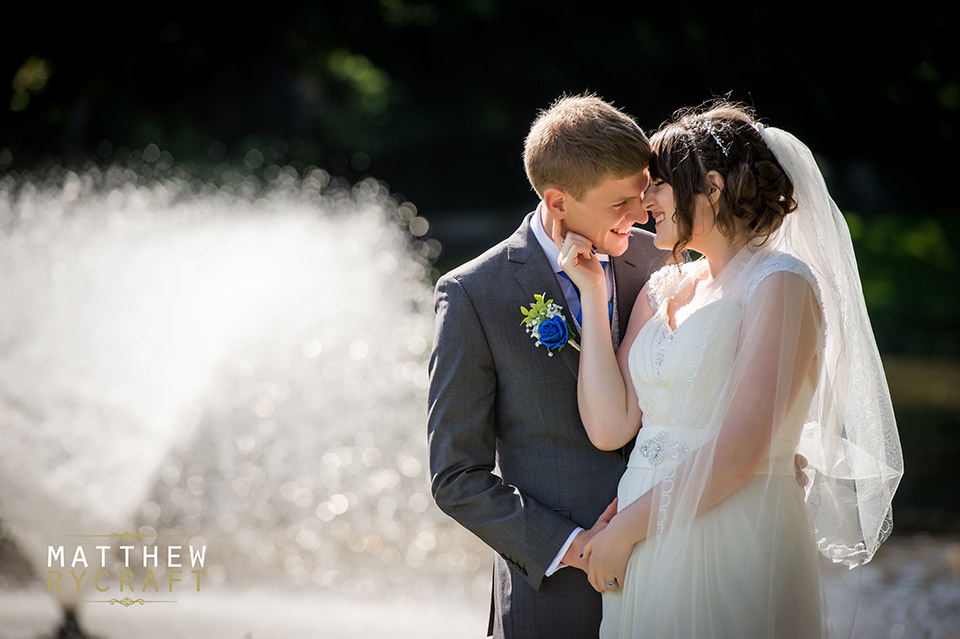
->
xmin=429 ymin=429 xmax=578 ymax=587
xmin=431 ymin=462 xmax=576 ymax=566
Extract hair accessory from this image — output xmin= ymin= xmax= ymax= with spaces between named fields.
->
xmin=704 ymin=121 xmax=730 ymax=158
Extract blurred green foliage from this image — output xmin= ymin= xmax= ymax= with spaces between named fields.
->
xmin=883 ymin=357 xmax=960 ymax=530
xmin=847 ymin=212 xmax=957 ymax=355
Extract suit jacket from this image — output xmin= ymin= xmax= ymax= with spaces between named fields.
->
xmin=427 ymin=211 xmax=664 ymax=638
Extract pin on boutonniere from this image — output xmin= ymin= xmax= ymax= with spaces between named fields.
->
xmin=520 ymin=293 xmax=579 ymax=356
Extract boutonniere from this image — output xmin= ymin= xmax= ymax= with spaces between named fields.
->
xmin=520 ymin=293 xmax=580 ymax=356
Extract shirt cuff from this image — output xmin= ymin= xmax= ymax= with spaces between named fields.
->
xmin=544 ymin=527 xmax=584 ymax=577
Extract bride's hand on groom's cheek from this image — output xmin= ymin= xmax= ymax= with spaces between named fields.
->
xmin=582 ymin=521 xmax=632 ymax=593
xmin=557 ymin=232 xmax=605 ymax=293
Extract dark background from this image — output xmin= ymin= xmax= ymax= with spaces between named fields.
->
xmin=2 ymin=2 xmax=957 ymax=529
xmin=2 ymin=3 xmax=954 ymax=216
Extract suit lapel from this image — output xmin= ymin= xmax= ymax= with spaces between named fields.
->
xmin=508 ymin=213 xmax=580 ymax=379
xmin=611 ymin=252 xmax=640 ymax=345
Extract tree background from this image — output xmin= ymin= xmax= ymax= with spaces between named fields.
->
xmin=2 ymin=1 xmax=957 ymax=529
xmin=3 ymin=4 xmax=954 ymax=217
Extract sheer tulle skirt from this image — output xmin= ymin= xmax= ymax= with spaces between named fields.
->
xmin=601 ymin=464 xmax=825 ymax=639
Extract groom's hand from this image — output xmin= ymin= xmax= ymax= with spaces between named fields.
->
xmin=794 ymin=453 xmax=809 ymax=489
xmin=562 ymin=498 xmax=618 ymax=572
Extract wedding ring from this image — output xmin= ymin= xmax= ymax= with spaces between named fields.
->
xmin=604 ymin=579 xmax=617 ymax=587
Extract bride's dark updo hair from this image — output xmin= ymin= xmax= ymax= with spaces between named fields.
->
xmin=649 ymin=101 xmax=797 ymax=262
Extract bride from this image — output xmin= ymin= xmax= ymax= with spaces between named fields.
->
xmin=558 ymin=102 xmax=902 ymax=637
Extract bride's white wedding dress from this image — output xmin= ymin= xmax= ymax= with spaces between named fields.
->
xmin=601 ymin=250 xmax=826 ymax=638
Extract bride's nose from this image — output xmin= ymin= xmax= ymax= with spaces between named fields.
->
xmin=640 ymin=187 xmax=656 ymax=209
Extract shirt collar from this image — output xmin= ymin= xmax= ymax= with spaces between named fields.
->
xmin=531 ymin=202 xmax=610 ymax=274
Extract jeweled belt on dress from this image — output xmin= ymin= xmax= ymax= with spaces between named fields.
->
xmin=627 ymin=425 xmax=707 ymax=470
xmin=627 ymin=424 xmax=799 ymax=475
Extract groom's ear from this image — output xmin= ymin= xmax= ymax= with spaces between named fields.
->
xmin=543 ymin=186 xmax=567 ymax=219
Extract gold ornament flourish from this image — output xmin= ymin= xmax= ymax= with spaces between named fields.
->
xmin=110 ymin=531 xmax=144 ymax=542
xmin=83 ymin=598 xmax=177 ymax=606
xmin=111 ymin=597 xmax=145 ymax=607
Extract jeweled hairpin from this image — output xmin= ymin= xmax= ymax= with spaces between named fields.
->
xmin=704 ymin=121 xmax=730 ymax=158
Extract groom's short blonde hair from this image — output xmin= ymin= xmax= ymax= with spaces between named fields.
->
xmin=524 ymin=94 xmax=651 ymax=200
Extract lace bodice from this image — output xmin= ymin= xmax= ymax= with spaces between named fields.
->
xmin=629 ymin=249 xmax=821 ymax=456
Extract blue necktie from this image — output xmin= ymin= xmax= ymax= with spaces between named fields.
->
xmin=558 ymin=262 xmax=613 ymax=326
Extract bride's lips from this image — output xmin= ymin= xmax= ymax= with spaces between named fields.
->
xmin=652 ymin=211 xmax=666 ymax=228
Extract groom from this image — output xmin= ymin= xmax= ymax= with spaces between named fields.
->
xmin=427 ymin=95 xmax=665 ymax=638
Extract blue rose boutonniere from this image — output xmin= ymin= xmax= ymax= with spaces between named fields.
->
xmin=520 ymin=293 xmax=580 ymax=357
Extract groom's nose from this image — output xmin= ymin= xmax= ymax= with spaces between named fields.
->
xmin=628 ymin=202 xmax=650 ymax=225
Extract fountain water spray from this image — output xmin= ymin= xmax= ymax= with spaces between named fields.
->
xmin=0 ymin=161 xmax=489 ymax=638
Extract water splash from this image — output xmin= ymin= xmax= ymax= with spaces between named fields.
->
xmin=0 ymin=162 xmax=489 ymax=623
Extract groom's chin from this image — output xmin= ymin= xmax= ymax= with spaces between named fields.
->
xmin=601 ymin=232 xmax=633 ymax=257
xmin=608 ymin=244 xmax=630 ymax=257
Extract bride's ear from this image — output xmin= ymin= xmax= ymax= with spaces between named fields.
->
xmin=705 ymin=171 xmax=724 ymax=206
xmin=543 ymin=186 xmax=567 ymax=220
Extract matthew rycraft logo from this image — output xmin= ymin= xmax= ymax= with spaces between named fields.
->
xmin=47 ymin=531 xmax=207 ymax=606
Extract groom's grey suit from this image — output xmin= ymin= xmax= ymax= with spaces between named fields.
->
xmin=428 ymin=211 xmax=663 ymax=638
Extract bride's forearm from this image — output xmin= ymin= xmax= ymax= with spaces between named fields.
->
xmin=606 ymin=491 xmax=651 ymax=546
xmin=577 ymin=288 xmax=639 ymax=450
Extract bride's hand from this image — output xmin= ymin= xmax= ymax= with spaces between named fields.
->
xmin=557 ymin=231 xmax=606 ymax=295
xmin=581 ymin=522 xmax=633 ymax=593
